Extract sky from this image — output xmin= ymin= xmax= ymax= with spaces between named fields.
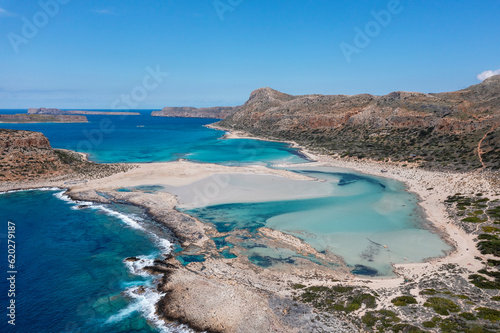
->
xmin=0 ymin=0 xmax=499 ymax=109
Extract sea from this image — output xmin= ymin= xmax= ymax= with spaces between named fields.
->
xmin=0 ymin=109 xmax=451 ymax=332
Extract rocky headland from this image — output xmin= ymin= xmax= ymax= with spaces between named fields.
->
xmin=216 ymin=75 xmax=500 ymax=171
xmin=0 ymin=129 xmax=131 ymax=183
xmin=2 ymin=76 xmax=500 ymax=332
xmin=152 ymin=106 xmax=240 ymax=119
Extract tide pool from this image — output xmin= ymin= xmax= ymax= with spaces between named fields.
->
xmin=0 ymin=109 xmax=307 ymax=165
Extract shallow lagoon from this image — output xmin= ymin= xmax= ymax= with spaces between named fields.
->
xmin=182 ymin=166 xmax=452 ymax=276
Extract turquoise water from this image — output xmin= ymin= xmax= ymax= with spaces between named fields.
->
xmin=0 ymin=109 xmax=452 ymax=331
xmin=0 ymin=190 xmax=187 ymax=333
xmin=0 ymin=109 xmax=307 ymax=165
xmin=183 ymin=168 xmax=451 ymax=276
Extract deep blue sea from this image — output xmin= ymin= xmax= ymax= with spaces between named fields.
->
xmin=0 ymin=110 xmax=306 ymax=165
xmin=0 ymin=109 xmax=449 ymax=332
xmin=0 ymin=189 xmax=188 ymax=333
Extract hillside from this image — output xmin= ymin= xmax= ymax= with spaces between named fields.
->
xmin=0 ymin=129 xmax=129 ymax=182
xmin=217 ymin=76 xmax=500 ymax=171
xmin=152 ymin=106 xmax=239 ymax=119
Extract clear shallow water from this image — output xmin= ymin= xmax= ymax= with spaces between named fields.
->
xmin=183 ymin=167 xmax=452 ymax=276
xmin=0 ymin=109 xmax=452 ymax=332
xmin=0 ymin=109 xmax=307 ymax=165
xmin=0 ymin=190 xmax=189 ymax=333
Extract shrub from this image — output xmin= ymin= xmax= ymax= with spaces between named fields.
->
xmin=458 ymin=312 xmax=476 ymax=320
xmin=462 ymin=216 xmax=487 ymax=223
xmin=424 ymin=297 xmax=460 ymax=315
xmin=391 ymin=295 xmax=417 ymax=306
xmin=476 ymin=307 xmax=500 ymax=322
xmin=469 ymin=274 xmax=500 ymax=289
xmin=292 ymin=284 xmax=306 ymax=289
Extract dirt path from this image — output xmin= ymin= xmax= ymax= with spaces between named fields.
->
xmin=477 ymin=124 xmax=499 ymax=169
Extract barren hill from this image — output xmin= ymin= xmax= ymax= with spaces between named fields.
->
xmin=0 ymin=129 xmax=130 ymax=182
xmin=217 ymin=77 xmax=500 ymax=170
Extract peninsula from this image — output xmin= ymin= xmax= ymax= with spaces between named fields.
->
xmin=0 ymin=113 xmax=88 ymax=123
xmin=152 ymin=106 xmax=239 ymax=119
xmin=2 ymin=77 xmax=500 ymax=332
xmin=28 ymin=107 xmax=141 ymax=116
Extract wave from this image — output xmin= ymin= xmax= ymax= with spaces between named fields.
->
xmin=124 ymin=254 xmax=157 ymax=278
xmin=17 ymin=188 xmax=179 ymax=331
xmin=0 ymin=186 xmax=62 ymax=195
xmin=52 ymin=190 xmax=173 ymax=253
xmin=106 ymin=287 xmax=194 ymax=333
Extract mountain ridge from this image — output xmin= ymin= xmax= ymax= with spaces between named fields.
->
xmin=217 ymin=76 xmax=500 ymax=170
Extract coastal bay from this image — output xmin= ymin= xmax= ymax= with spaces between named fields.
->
xmin=1 ymin=122 xmax=498 ymax=332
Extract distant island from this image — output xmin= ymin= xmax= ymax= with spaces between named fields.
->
xmin=28 ymin=107 xmax=141 ymax=116
xmin=0 ymin=114 xmax=88 ymax=123
xmin=151 ymin=106 xmax=239 ymax=119
xmin=2 ymin=77 xmax=500 ymax=333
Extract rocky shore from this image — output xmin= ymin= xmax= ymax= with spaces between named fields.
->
xmin=1 ymin=129 xmax=499 ymax=332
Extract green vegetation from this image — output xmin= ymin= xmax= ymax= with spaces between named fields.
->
xmin=469 ymin=274 xmax=500 ymax=289
xmin=420 ymin=288 xmax=437 ymax=295
xmin=297 ymin=285 xmax=376 ymax=314
xmin=477 ymin=238 xmax=500 ymax=256
xmin=391 ymin=295 xmax=417 ymax=306
xmin=482 ymin=226 xmax=500 ymax=233
xmin=423 ymin=297 xmax=460 ymax=315
xmin=458 ymin=312 xmax=476 ymax=321
xmin=291 ymin=283 xmax=306 ymax=289
xmin=476 ymin=307 xmax=500 ymax=322
xmin=391 ymin=324 xmax=425 ymax=332
xmin=462 ymin=216 xmax=488 ymax=223
xmin=422 ymin=321 xmax=436 ymax=328
xmin=361 ymin=310 xmax=400 ymax=330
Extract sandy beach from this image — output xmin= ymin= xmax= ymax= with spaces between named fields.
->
xmin=2 ymin=129 xmax=499 ymax=332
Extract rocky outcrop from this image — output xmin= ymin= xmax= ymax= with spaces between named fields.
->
xmin=0 ymin=114 xmax=88 ymax=123
xmin=0 ymin=129 xmax=75 ymax=181
xmin=218 ymin=76 xmax=500 ymax=170
xmin=152 ymin=106 xmax=239 ymax=119
xmin=0 ymin=129 xmax=131 ymax=182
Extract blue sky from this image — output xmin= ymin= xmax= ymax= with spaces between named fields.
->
xmin=1 ymin=0 xmax=499 ymax=109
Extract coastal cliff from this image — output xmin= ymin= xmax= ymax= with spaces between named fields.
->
xmin=217 ymin=76 xmax=500 ymax=170
xmin=0 ymin=129 xmax=131 ymax=182
xmin=0 ymin=129 xmax=75 ymax=181
xmin=152 ymin=106 xmax=239 ymax=119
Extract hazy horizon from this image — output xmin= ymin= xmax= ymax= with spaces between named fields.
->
xmin=1 ymin=0 xmax=499 ymax=109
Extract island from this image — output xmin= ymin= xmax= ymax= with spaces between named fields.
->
xmin=28 ymin=107 xmax=141 ymax=116
xmin=2 ymin=76 xmax=500 ymax=332
xmin=0 ymin=114 xmax=88 ymax=123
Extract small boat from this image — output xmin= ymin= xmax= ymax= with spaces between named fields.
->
xmin=137 ymin=125 xmax=144 ymax=127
